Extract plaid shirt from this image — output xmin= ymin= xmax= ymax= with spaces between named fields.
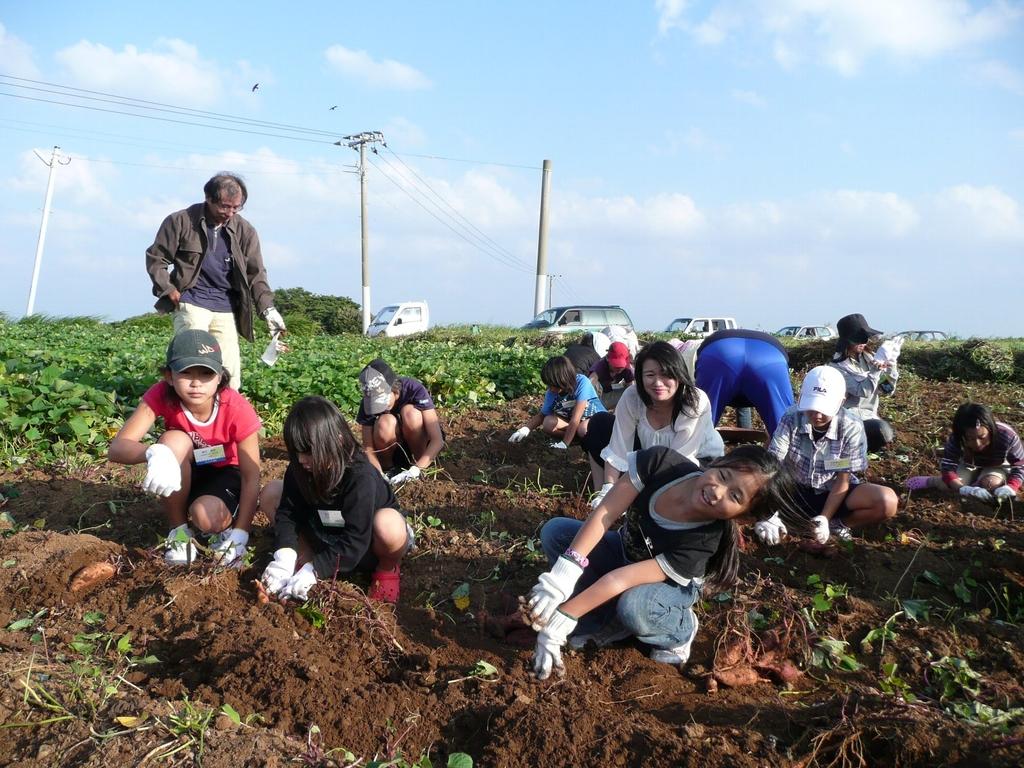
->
xmin=768 ymin=406 xmax=867 ymax=491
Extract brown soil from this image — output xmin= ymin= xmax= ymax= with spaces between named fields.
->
xmin=1 ymin=374 xmax=1023 ymax=767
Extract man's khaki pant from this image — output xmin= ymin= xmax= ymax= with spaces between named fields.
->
xmin=173 ymin=302 xmax=242 ymax=390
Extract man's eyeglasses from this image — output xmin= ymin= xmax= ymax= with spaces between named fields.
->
xmin=209 ymin=200 xmax=244 ymax=213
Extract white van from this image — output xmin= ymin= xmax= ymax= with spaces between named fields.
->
xmin=665 ymin=317 xmax=737 ymax=339
xmin=366 ymin=301 xmax=430 ymax=338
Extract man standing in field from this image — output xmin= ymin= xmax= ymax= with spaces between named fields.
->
xmin=145 ymin=172 xmax=286 ymax=390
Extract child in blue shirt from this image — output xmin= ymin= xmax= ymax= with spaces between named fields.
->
xmin=509 ymin=356 xmax=606 ymax=449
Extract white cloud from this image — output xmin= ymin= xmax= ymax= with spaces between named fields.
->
xmin=55 ymin=38 xmax=229 ymax=104
xmin=324 ymin=45 xmax=432 ymax=90
xmin=732 ymin=88 xmax=766 ymax=107
xmin=658 ymin=0 xmax=1022 ymax=75
xmin=383 ymin=117 xmax=427 ymax=148
xmin=933 ymin=184 xmax=1024 ymax=240
xmin=1 ymin=141 xmax=1021 ymax=335
xmin=0 ymin=23 xmax=40 ymax=78
xmin=975 ymin=59 xmax=1024 ymax=96
xmin=655 ymin=0 xmax=691 ymax=36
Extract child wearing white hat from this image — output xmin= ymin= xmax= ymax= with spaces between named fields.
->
xmin=762 ymin=366 xmax=897 ymax=545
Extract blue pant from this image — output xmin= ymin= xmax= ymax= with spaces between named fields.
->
xmin=540 ymin=517 xmax=701 ymax=650
xmin=696 ymin=336 xmax=794 ymax=436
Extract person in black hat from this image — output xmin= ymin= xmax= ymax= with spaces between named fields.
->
xmin=355 ymin=359 xmax=444 ymax=487
xmin=828 ymin=313 xmax=896 ymax=452
xmin=108 ymin=329 xmax=263 ymax=567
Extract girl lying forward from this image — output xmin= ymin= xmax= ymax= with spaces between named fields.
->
xmin=525 ymin=444 xmax=792 ymax=679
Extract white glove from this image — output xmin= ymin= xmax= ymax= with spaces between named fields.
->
xmin=533 ymin=611 xmax=577 ymax=680
xmin=590 ymin=482 xmax=615 ymax=509
xmin=210 ymin=528 xmax=249 ymax=568
xmin=508 ymin=426 xmax=530 ymax=443
xmin=284 ymin=563 xmax=317 ymax=601
xmin=960 ymin=485 xmax=993 ymax=503
xmin=810 ymin=515 xmax=830 ymax=545
xmin=526 ymin=556 xmax=583 ymax=630
xmin=389 ymin=465 xmax=421 ymax=487
xmin=994 ymin=485 xmax=1017 ymax=503
xmin=143 ymin=444 xmax=181 ymax=497
xmin=549 ymin=440 xmax=568 ymax=450
xmin=164 ymin=523 xmax=196 ymax=565
xmin=875 ymin=337 xmax=903 ymax=364
xmin=263 ymin=306 xmax=286 ymax=334
xmin=261 ymin=548 xmax=298 ymax=595
xmin=753 ymin=512 xmax=788 ymax=546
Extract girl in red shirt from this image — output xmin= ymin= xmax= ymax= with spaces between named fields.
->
xmin=108 ymin=329 xmax=262 ymax=566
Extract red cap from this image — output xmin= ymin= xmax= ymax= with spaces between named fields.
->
xmin=607 ymin=341 xmax=630 ymax=368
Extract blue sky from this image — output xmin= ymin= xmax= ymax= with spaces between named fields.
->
xmin=1 ymin=1 xmax=1022 ymax=336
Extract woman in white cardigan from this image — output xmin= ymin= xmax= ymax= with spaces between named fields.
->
xmin=583 ymin=341 xmax=723 ymax=508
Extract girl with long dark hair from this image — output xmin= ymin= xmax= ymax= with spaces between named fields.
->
xmin=259 ymin=396 xmax=414 ymax=603
xmin=524 ymin=444 xmax=793 ymax=678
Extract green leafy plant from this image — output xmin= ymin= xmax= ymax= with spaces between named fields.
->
xmin=879 ymin=662 xmax=916 ymax=701
xmin=295 ymin=603 xmax=327 ymax=630
xmin=447 ymin=660 xmax=500 ymax=685
xmin=811 ymin=637 xmax=862 ymax=672
xmin=807 ymin=573 xmax=848 ymax=614
xmin=930 ymin=656 xmax=983 ymax=700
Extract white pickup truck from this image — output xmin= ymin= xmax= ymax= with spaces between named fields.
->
xmin=665 ymin=317 xmax=737 ymax=338
xmin=366 ymin=301 xmax=430 ymax=338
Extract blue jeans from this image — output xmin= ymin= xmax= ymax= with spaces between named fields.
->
xmin=540 ymin=517 xmax=701 ymax=650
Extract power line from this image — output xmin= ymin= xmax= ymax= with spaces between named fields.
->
xmin=0 ymin=90 xmax=338 ymax=145
xmin=369 ymin=155 xmax=534 ymax=274
xmin=393 ymin=149 xmax=541 ymax=171
xmin=0 ymin=74 xmax=543 ymax=172
xmin=367 ymin=156 xmax=533 ymax=274
xmin=0 ymin=74 xmax=341 ymax=138
xmin=373 ymin=151 xmax=533 ymax=273
xmin=382 ymin=146 xmax=533 ymax=271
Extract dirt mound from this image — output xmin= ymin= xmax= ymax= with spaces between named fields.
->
xmin=1 ymin=383 xmax=1024 ymax=766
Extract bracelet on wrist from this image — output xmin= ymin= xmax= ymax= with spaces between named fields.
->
xmin=563 ymin=548 xmax=589 ymax=569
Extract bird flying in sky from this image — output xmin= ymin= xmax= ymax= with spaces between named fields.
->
xmin=251 ymin=83 xmax=259 ymax=92
xmin=329 ymin=105 xmax=338 ymax=110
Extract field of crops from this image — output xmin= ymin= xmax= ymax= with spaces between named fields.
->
xmin=1 ymin=317 xmax=1023 ymax=767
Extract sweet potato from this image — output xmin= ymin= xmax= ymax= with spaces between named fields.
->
xmin=68 ymin=561 xmax=116 ymax=593
xmin=713 ymin=665 xmax=763 ymax=688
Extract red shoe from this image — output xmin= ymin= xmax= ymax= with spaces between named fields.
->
xmin=368 ymin=569 xmax=401 ymax=603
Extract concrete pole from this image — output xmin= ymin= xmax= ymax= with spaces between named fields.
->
xmin=534 ymin=159 xmax=552 ymax=316
xmin=359 ymin=141 xmax=371 ymax=334
xmin=26 ymin=146 xmax=61 ymax=316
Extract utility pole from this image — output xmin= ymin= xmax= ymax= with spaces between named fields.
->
xmin=339 ymin=131 xmax=385 ymax=334
xmin=534 ymin=159 xmax=552 ymax=317
xmin=26 ymin=146 xmax=70 ymax=316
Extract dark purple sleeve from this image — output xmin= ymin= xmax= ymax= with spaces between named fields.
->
xmin=398 ymin=377 xmax=435 ymax=411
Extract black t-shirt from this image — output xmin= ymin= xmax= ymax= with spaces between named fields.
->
xmin=563 ymin=344 xmax=600 ymax=375
xmin=274 ymin=453 xmax=400 ymax=578
xmin=620 ymin=446 xmax=724 ymax=584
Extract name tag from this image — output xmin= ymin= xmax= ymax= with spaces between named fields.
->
xmin=193 ymin=445 xmax=226 ymax=465
xmin=318 ymin=509 xmax=346 ymax=527
xmin=612 ymin=382 xmax=625 ymax=390
xmin=824 ymin=457 xmax=852 ymax=471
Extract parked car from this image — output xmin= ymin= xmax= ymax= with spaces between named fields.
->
xmin=665 ymin=317 xmax=737 ymax=338
xmin=523 ymin=305 xmax=634 ymax=334
xmin=366 ymin=301 xmax=430 ymax=338
xmin=892 ymin=330 xmax=948 ymax=342
xmin=775 ymin=325 xmax=837 ymax=340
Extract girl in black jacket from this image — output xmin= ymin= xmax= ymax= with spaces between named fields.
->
xmin=259 ymin=396 xmax=413 ymax=603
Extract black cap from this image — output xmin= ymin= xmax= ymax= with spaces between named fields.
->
xmin=836 ymin=313 xmax=881 ymax=345
xmin=166 ymin=329 xmax=223 ymax=373
xmin=359 ymin=359 xmax=397 ymax=415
